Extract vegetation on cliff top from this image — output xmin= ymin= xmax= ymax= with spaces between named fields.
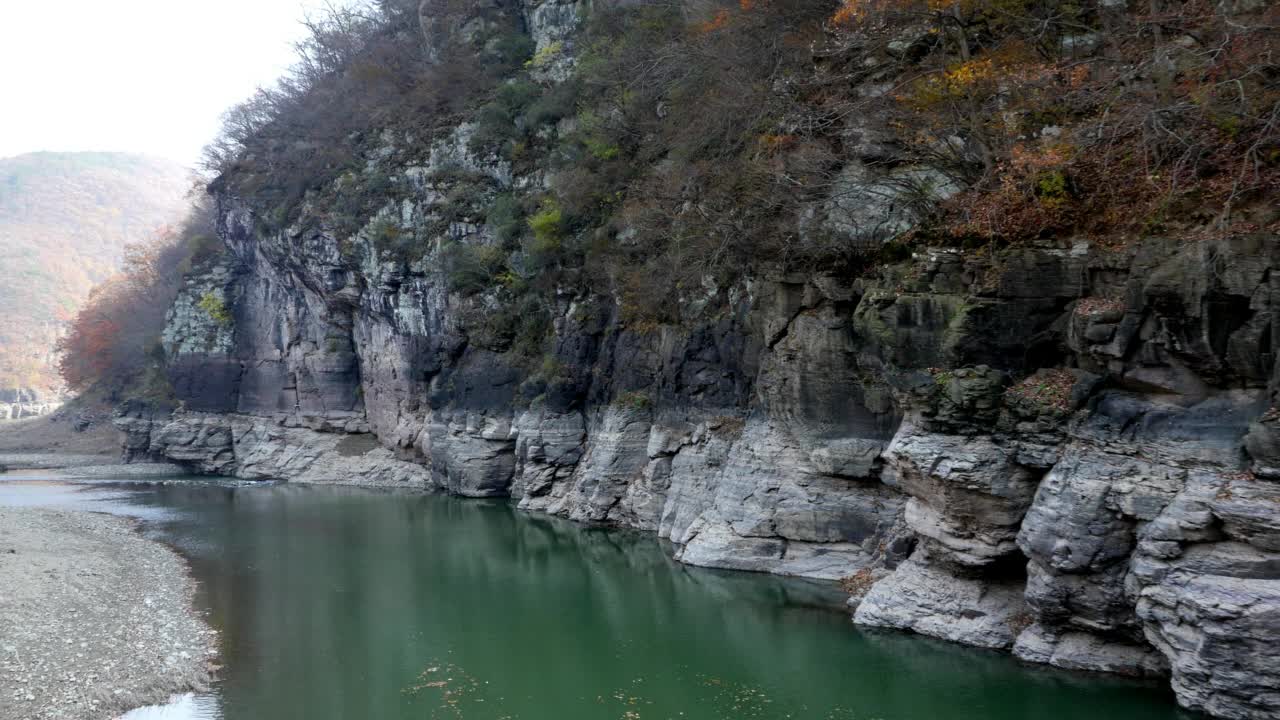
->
xmin=202 ymin=0 xmax=534 ymax=232
xmin=204 ymin=1 xmax=1276 ymax=302
xmin=66 ymin=0 xmax=1277 ymax=388
xmin=824 ymin=0 xmax=1280 ymax=243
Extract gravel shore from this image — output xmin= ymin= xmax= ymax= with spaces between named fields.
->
xmin=0 ymin=507 xmax=217 ymax=720
xmin=0 ymin=454 xmax=119 ymax=470
xmin=0 ymin=453 xmax=190 ymax=480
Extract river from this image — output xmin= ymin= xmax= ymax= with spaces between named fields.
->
xmin=0 ymin=475 xmax=1196 ymax=720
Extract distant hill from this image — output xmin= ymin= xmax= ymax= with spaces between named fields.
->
xmin=0 ymin=152 xmax=190 ymax=395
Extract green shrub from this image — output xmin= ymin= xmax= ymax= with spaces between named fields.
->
xmin=370 ymin=217 xmax=422 ymax=262
xmin=464 ymin=292 xmax=550 ymax=356
xmin=415 ymin=169 xmax=500 ymax=244
xmin=584 ymin=137 xmax=621 ymax=161
xmin=1034 ymin=170 xmax=1071 ymax=209
xmin=537 ymin=353 xmax=570 ymax=381
xmin=526 ymin=41 xmax=563 ymax=69
xmin=526 ymin=82 xmax=579 ymax=130
xmin=488 ymin=193 xmax=526 ymax=243
xmin=528 ymin=199 xmax=562 ymax=241
xmin=321 ymin=170 xmax=398 ymax=238
xmin=492 ymin=31 xmax=536 ymax=70
xmin=174 ymin=233 xmax=226 ymax=278
xmin=197 ymin=292 xmax=233 ymax=327
xmin=445 ymin=243 xmax=509 ymax=296
xmin=512 ymin=302 xmax=551 ymax=359
xmin=471 ymin=80 xmax=543 ymax=154
xmin=527 ymin=199 xmax=564 ymax=259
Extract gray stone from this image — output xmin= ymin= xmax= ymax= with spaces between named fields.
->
xmin=1013 ymin=623 xmax=1168 ymax=677
xmin=855 ymin=555 xmax=1028 ymax=650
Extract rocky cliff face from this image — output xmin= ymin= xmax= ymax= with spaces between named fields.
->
xmin=115 ymin=2 xmax=1280 ymax=718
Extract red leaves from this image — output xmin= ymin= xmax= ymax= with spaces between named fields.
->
xmin=698 ymin=9 xmax=733 ymax=34
xmin=57 ymin=277 xmax=140 ymax=391
xmin=56 ymin=238 xmax=184 ymax=393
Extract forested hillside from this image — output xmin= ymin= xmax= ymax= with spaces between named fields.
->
xmin=0 ymin=152 xmax=189 ymax=396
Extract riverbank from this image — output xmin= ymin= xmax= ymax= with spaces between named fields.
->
xmin=0 ymin=410 xmax=188 ymax=479
xmin=0 ymin=455 xmax=190 ymax=478
xmin=0 ymin=407 xmax=118 ymax=458
xmin=0 ymin=506 xmax=217 ymax=720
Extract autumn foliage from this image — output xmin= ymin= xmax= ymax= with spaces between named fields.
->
xmin=57 ymin=204 xmax=218 ymax=397
xmin=823 ymin=0 xmax=1280 ymax=243
xmin=544 ymin=0 xmax=1278 ymax=326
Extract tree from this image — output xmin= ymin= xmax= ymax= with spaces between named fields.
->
xmin=57 ymin=202 xmax=219 ymax=397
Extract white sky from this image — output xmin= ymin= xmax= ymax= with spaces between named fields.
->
xmin=0 ymin=0 xmax=338 ymax=167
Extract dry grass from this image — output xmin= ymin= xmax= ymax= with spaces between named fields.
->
xmin=1004 ymin=368 xmax=1076 ymax=414
xmin=1074 ymin=297 xmax=1125 ymax=317
xmin=839 ymin=567 xmax=878 ymax=596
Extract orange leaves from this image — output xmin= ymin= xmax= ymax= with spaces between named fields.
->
xmin=757 ymin=133 xmax=798 ymax=154
xmin=1008 ymin=142 xmax=1074 ymax=174
xmin=945 ymin=57 xmax=995 ymax=86
xmin=698 ymin=0 xmax=765 ymax=34
xmin=57 ymin=276 xmax=135 ymax=391
xmin=55 ymin=231 xmax=199 ymax=393
xmin=1066 ymin=65 xmax=1090 ymax=90
xmin=831 ymin=0 xmax=963 ymax=28
xmin=901 ymin=41 xmax=1056 ymax=110
xmin=938 ymin=140 xmax=1080 ymax=241
xmin=831 ymin=0 xmax=872 ymax=28
xmin=698 ymin=9 xmax=732 ymax=34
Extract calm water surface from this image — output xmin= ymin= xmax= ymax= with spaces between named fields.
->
xmin=3 ymin=476 xmax=1197 ymax=720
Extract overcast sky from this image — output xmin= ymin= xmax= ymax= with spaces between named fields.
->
xmin=0 ymin=0 xmax=337 ymax=166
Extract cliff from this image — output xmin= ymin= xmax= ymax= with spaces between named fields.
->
xmin=114 ymin=2 xmax=1279 ymax=718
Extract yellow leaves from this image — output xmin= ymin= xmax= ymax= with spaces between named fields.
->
xmin=945 ymin=57 xmax=996 ymax=86
xmin=831 ymin=0 xmax=870 ymax=27
xmin=898 ymin=42 xmax=1053 ymax=113
xmin=900 ymin=61 xmax=989 ymax=111
xmin=525 ymin=41 xmax=563 ymax=69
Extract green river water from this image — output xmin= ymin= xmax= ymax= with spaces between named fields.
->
xmin=3 ymin=478 xmax=1197 ymax=720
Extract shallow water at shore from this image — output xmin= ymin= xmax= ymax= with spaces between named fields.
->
xmin=0 ymin=479 xmax=215 ymax=720
xmin=1 ymin=476 xmax=1199 ymax=720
